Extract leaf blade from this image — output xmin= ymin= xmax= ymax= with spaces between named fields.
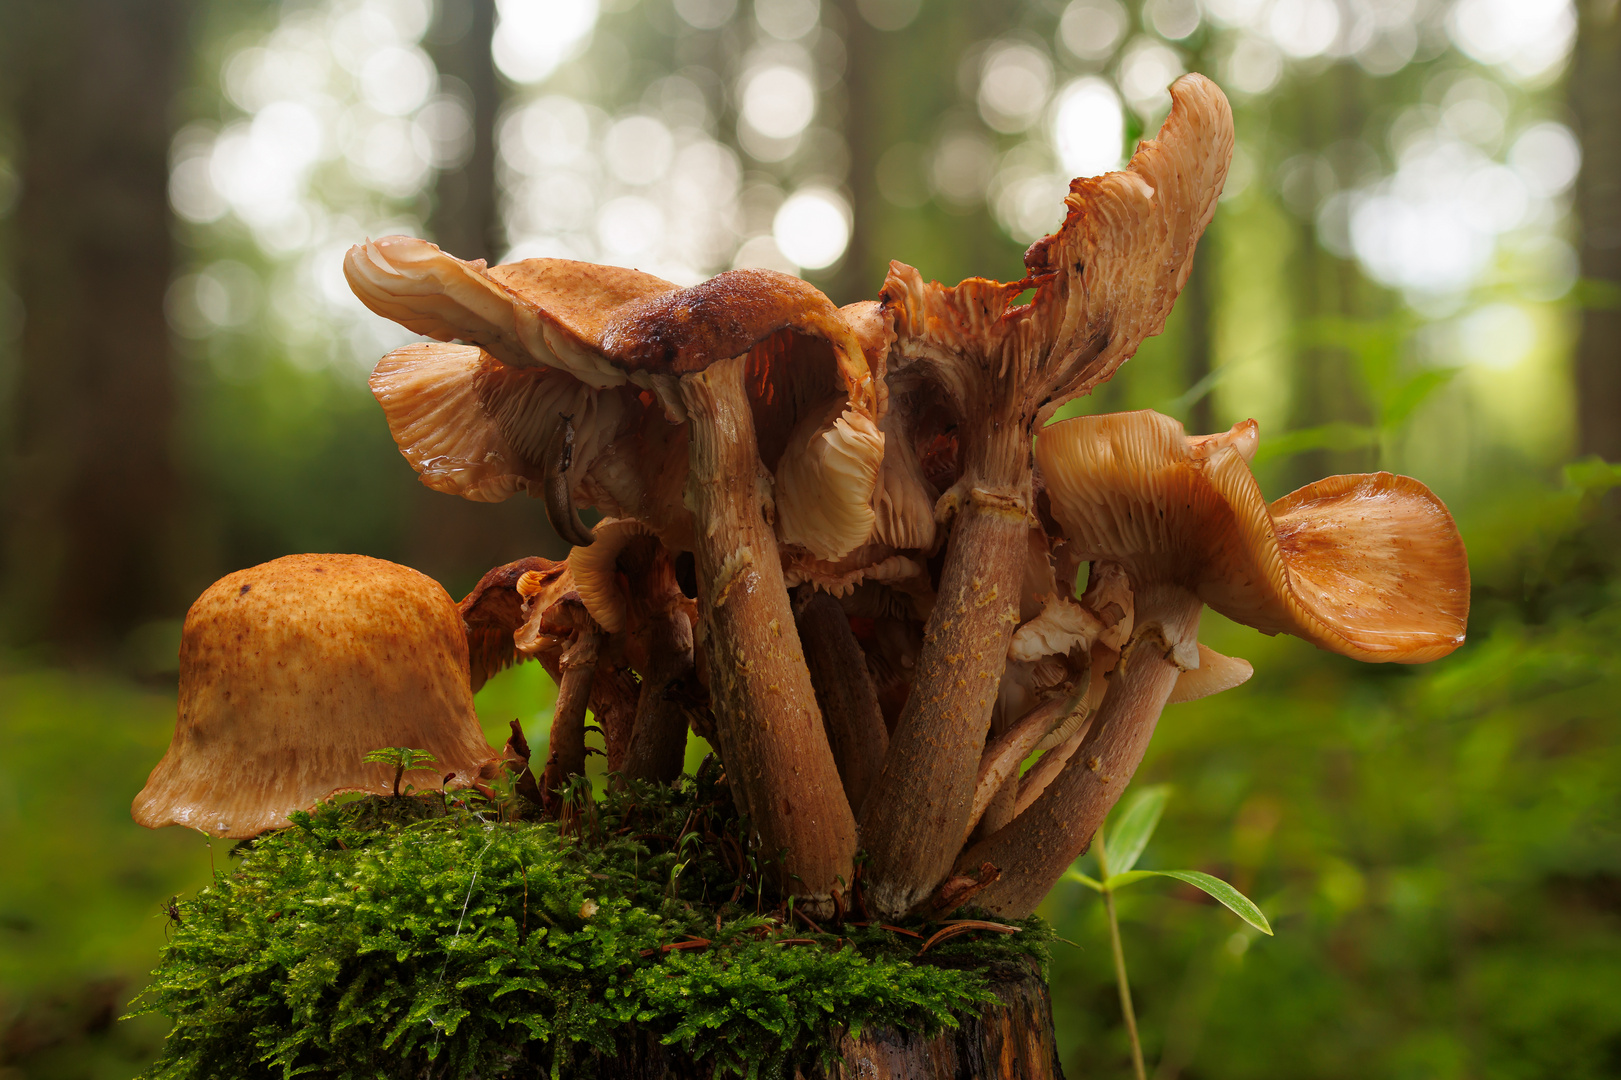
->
xmin=1147 ymin=870 xmax=1273 ymax=935
xmin=1103 ymin=785 xmax=1170 ymax=876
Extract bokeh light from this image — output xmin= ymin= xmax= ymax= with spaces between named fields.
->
xmin=773 ymin=187 xmax=851 ymax=270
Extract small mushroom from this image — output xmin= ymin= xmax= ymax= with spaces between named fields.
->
xmin=961 ymin=409 xmax=1469 ymax=916
xmin=512 ymin=575 xmax=606 ymax=804
xmin=568 ymin=519 xmax=698 ymax=784
xmin=858 ymin=74 xmax=1235 ymax=915
xmin=132 ymin=554 xmax=498 ymax=838
xmin=459 ymin=555 xmax=564 ymax=692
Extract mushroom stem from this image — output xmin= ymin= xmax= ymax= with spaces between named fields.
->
xmin=1013 ymin=718 xmax=1091 ymax=817
xmin=960 ymin=582 xmax=1203 ymax=918
xmin=679 ymin=356 xmax=857 ymax=909
xmin=618 ymin=609 xmax=695 ymax=783
xmin=544 ymin=415 xmax=596 ymax=548
xmin=857 ymin=441 xmax=1032 ymax=916
xmin=539 ymin=629 xmax=602 ymax=801
xmin=966 ymin=691 xmax=1086 ymax=844
xmin=796 ymin=591 xmax=889 ymax=818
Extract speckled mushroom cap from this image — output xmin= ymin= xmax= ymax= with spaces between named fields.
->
xmin=132 ymin=554 xmax=498 ymax=838
xmin=1035 ymin=409 xmax=1470 ymax=663
xmin=349 ymin=241 xmax=886 ymax=560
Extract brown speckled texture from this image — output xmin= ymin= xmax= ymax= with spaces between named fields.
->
xmin=132 ymin=554 xmax=497 ymax=838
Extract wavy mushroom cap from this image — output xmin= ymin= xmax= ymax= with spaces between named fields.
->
xmin=880 ymin=74 xmax=1234 ymax=438
xmin=132 ymin=554 xmax=498 ymax=838
xmin=566 ymin=517 xmax=694 ymax=635
xmin=351 ymin=243 xmax=885 ymax=561
xmin=1035 ymin=410 xmax=1470 ymax=663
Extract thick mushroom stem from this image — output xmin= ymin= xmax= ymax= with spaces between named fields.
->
xmin=679 ymin=356 xmax=858 ymax=908
xmin=858 ymin=423 xmax=1032 ymax=916
xmin=618 ymin=609 xmax=695 ymax=783
xmin=960 ymin=582 xmax=1204 ymax=918
xmin=539 ymin=629 xmax=602 ymax=801
xmin=796 ymin=591 xmax=889 ymax=818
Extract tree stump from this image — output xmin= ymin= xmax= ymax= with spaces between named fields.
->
xmin=586 ymin=963 xmax=1065 ymax=1080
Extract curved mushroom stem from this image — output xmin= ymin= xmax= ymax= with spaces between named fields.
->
xmin=959 ymin=581 xmax=1203 ymax=918
xmin=965 ymin=690 xmax=1087 ymax=844
xmin=619 ymin=608 xmax=695 ymax=783
xmin=857 ymin=421 xmax=1032 ymax=917
xmin=539 ymin=628 xmax=602 ymax=806
xmin=680 ymin=356 xmax=857 ymax=912
xmin=796 ymin=591 xmax=889 ymax=818
xmin=544 ymin=415 xmax=596 ymax=548
xmin=1014 ymin=717 xmax=1090 ymax=817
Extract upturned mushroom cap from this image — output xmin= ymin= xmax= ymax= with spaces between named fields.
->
xmin=567 ymin=518 xmax=695 ymax=636
xmin=880 ymin=74 xmax=1234 ymax=455
xmin=1035 ymin=409 xmax=1470 ymax=663
xmin=132 ymin=554 xmax=498 ymax=838
xmin=351 ymin=241 xmax=885 ymax=560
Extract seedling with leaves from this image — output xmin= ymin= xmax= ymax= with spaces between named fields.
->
xmin=362 ymin=746 xmax=438 ymax=798
xmin=1065 ymin=785 xmax=1272 ymax=1080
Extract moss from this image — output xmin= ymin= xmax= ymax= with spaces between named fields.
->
xmin=130 ymin=764 xmax=1051 ymax=1079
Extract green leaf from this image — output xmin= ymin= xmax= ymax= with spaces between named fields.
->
xmin=1102 ymin=785 xmax=1169 ymax=876
xmin=1061 ymin=870 xmax=1104 ymax=892
xmin=1145 ymin=870 xmax=1273 ymax=935
xmin=1100 ymin=870 xmax=1157 ymax=891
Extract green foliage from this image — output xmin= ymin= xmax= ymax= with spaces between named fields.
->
xmin=130 ymin=772 xmax=1049 ymax=1080
xmin=1045 ymin=475 xmax=1621 ymax=1078
xmin=360 ymin=747 xmax=438 ymax=797
xmin=1066 ymin=787 xmax=1273 ymax=937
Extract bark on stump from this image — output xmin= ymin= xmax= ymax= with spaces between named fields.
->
xmin=586 ymin=963 xmax=1064 ymax=1079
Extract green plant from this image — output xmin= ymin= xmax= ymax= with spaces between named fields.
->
xmin=1065 ymin=785 xmax=1271 ymax=1080
xmin=361 ymin=746 xmax=438 ymax=797
xmin=129 ymin=770 xmax=1051 ymax=1079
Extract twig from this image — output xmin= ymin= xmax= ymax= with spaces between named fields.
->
xmin=915 ymin=919 xmax=1021 ymax=957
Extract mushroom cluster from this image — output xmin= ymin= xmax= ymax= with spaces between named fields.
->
xmin=137 ymin=75 xmax=1469 ymax=924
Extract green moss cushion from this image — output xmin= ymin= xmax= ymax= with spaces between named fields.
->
xmin=132 ymin=770 xmax=1049 ymax=1079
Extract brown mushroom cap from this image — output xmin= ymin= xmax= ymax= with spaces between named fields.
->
xmin=1035 ymin=409 xmax=1470 ymax=663
xmin=880 ymin=74 xmax=1234 ymax=446
xmin=352 ymin=242 xmax=886 ymax=560
xmin=132 ymin=554 xmax=497 ymax=838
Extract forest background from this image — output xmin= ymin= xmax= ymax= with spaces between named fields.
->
xmin=0 ymin=0 xmax=1618 ymax=1077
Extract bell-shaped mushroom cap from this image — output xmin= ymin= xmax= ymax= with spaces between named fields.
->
xmin=881 ymin=74 xmax=1233 ymax=428
xmin=1035 ymin=409 xmax=1470 ymax=663
xmin=132 ymin=554 xmax=497 ymax=838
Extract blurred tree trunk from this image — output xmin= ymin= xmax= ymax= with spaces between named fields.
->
xmin=1 ymin=0 xmax=192 ymax=654
xmin=428 ymin=0 xmax=500 ymax=264
xmin=1573 ymin=0 xmax=1621 ymax=461
xmin=833 ymin=0 xmax=879 ymax=307
xmin=409 ymin=0 xmax=568 ymax=584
